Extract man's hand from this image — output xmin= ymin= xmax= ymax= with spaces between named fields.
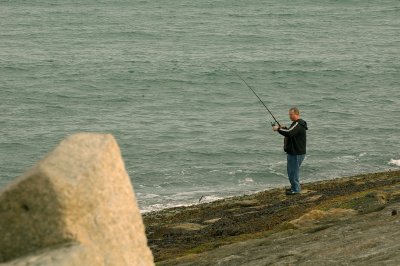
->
xmin=272 ymin=125 xmax=280 ymax=131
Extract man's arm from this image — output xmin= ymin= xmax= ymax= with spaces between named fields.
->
xmin=277 ymin=122 xmax=301 ymax=137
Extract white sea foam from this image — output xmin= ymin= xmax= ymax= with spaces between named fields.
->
xmin=141 ymin=203 xmax=191 ymax=214
xmin=239 ymin=177 xmax=255 ymax=186
xmin=388 ymin=159 xmax=400 ymax=167
xmin=140 ymin=194 xmax=224 ymax=213
xmin=229 ymin=169 xmax=243 ymax=175
xmin=138 ymin=193 xmax=159 ymax=199
xmin=200 ymin=195 xmax=224 ymax=203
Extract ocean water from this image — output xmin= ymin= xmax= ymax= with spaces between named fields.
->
xmin=1 ymin=0 xmax=399 ymax=213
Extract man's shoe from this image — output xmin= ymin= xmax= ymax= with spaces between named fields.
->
xmin=285 ymin=190 xmax=300 ymax=195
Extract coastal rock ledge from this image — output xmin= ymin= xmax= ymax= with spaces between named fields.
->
xmin=0 ymin=133 xmax=154 ymax=266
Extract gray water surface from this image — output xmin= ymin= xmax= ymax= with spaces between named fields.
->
xmin=1 ymin=0 xmax=399 ymax=212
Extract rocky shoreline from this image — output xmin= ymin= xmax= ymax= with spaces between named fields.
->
xmin=143 ymin=170 xmax=400 ymax=265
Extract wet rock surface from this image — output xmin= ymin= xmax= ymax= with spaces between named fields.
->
xmin=143 ymin=170 xmax=400 ymax=264
xmin=162 ymin=201 xmax=400 ymax=265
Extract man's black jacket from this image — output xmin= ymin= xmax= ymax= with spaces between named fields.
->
xmin=277 ymin=119 xmax=308 ymax=155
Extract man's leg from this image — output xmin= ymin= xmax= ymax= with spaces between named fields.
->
xmin=287 ymin=154 xmax=297 ymax=192
xmin=293 ymin=154 xmax=305 ymax=192
xmin=287 ymin=154 xmax=305 ymax=193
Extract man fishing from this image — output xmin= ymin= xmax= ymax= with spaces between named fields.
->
xmin=223 ymin=64 xmax=308 ymax=195
xmin=272 ymin=107 xmax=308 ymax=195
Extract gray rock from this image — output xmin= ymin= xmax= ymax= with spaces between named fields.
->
xmin=0 ymin=133 xmax=154 ymax=265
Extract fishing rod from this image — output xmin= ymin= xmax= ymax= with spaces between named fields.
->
xmin=222 ymin=63 xmax=281 ymax=127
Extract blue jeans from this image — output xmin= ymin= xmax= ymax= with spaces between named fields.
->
xmin=287 ymin=154 xmax=305 ymax=193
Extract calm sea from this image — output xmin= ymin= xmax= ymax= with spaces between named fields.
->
xmin=1 ymin=0 xmax=399 ymax=212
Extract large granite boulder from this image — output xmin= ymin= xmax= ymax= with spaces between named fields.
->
xmin=0 ymin=133 xmax=154 ymax=265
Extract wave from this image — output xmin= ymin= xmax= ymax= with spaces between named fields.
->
xmin=139 ymin=193 xmax=224 ymax=213
xmin=238 ymin=177 xmax=255 ymax=186
xmin=388 ymin=159 xmax=400 ymax=167
xmin=140 ymin=203 xmax=191 ymax=214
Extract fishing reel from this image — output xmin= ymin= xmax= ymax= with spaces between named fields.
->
xmin=271 ymin=122 xmax=276 ymax=127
